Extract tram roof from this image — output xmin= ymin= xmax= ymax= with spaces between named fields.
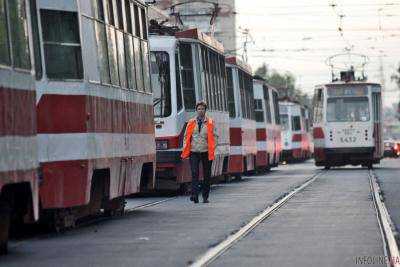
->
xmin=226 ymin=57 xmax=252 ymax=75
xmin=317 ymin=81 xmax=382 ymax=88
xmin=253 ymin=76 xmax=279 ymax=92
xmin=175 ymin=29 xmax=224 ymax=54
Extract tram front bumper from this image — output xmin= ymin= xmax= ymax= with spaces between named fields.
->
xmin=316 ymin=147 xmax=375 ymax=166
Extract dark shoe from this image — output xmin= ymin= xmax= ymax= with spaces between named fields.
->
xmin=190 ymin=196 xmax=199 ymax=203
xmin=203 ymin=199 xmax=209 ymax=203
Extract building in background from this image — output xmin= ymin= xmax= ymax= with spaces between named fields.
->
xmin=146 ymin=0 xmax=237 ymax=54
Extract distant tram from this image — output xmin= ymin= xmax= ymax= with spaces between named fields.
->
xmin=253 ymin=77 xmax=282 ymax=171
xmin=150 ymin=29 xmax=230 ymax=189
xmin=279 ymin=99 xmax=312 ymax=162
xmin=225 ymin=57 xmax=257 ymax=177
xmin=313 ymin=71 xmax=383 ymax=169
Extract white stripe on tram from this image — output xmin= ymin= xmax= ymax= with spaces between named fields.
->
xmin=38 ymin=133 xmax=156 ymax=163
xmin=0 ymin=136 xmax=38 ymax=172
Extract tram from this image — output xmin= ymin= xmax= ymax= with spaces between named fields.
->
xmin=149 ymin=28 xmax=230 ymax=189
xmin=253 ymin=77 xmax=282 ymax=171
xmin=313 ymin=70 xmax=383 ymax=169
xmin=225 ymin=57 xmax=257 ymax=177
xmin=35 ymin=0 xmax=156 ymax=229
xmin=0 ymin=0 xmax=39 ymax=254
xmin=279 ymin=98 xmax=312 ymax=162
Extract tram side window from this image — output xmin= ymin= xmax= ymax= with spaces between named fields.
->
xmin=202 ymin=47 xmax=211 ymax=108
xmin=208 ymin=50 xmax=215 ymax=110
xmin=218 ymin=55 xmax=225 ymax=111
xmin=200 ymin=47 xmax=208 ymax=104
xmin=239 ymin=70 xmax=247 ymax=118
xmin=179 ymin=43 xmax=196 ymax=110
xmin=41 ymin=10 xmax=83 ymax=79
xmin=175 ymin=52 xmax=183 ymax=111
xmin=247 ymin=74 xmax=255 ymax=120
xmin=0 ymin=0 xmax=10 ymax=65
xmin=372 ymin=92 xmax=381 ymax=122
xmin=151 ymin=51 xmax=171 ymax=117
xmin=29 ymin=0 xmax=42 ymax=79
xmin=91 ymin=0 xmax=149 ymax=91
xmin=254 ymin=99 xmax=264 ymax=122
xmin=193 ymin=44 xmax=203 ymax=101
xmin=125 ymin=0 xmax=132 ymax=33
xmin=216 ymin=53 xmax=223 ymax=111
xmin=116 ymin=0 xmax=124 ymax=29
xmin=226 ymin=67 xmax=236 ymax=118
xmin=280 ymin=114 xmax=289 ymax=131
xmin=292 ymin=116 xmax=301 ymax=131
xmin=313 ymin=89 xmax=323 ymax=123
xmin=219 ymin=55 xmax=228 ymax=112
xmin=273 ymin=91 xmax=280 ymax=124
xmin=140 ymin=7 xmax=147 ymax=40
xmin=133 ymin=4 xmax=140 ymax=38
xmin=264 ymin=85 xmax=272 ymax=123
xmin=0 ymin=0 xmax=31 ymax=69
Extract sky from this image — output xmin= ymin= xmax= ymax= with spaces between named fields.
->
xmin=235 ymin=0 xmax=400 ymax=107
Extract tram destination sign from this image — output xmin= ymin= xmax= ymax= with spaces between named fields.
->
xmin=327 ymin=86 xmax=368 ymax=97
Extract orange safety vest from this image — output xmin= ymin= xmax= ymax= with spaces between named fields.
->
xmin=181 ymin=117 xmax=216 ymax=161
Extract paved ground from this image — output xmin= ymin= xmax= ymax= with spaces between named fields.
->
xmin=1 ymin=159 xmax=398 ymax=267
xmin=213 ymin=168 xmax=386 ymax=267
xmin=0 ymin=162 xmax=319 ymax=267
xmin=374 ymin=158 xmax=400 ymax=244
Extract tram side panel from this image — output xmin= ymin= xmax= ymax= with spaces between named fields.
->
xmin=0 ymin=0 xmax=39 ymax=254
xmin=226 ymin=59 xmax=257 ymax=176
xmin=272 ymin=90 xmax=282 ymax=166
xmin=35 ymin=0 xmax=155 ymax=227
xmin=253 ymin=79 xmax=276 ymax=170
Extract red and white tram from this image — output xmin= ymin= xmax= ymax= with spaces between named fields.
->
xmin=253 ymin=77 xmax=282 ymax=171
xmin=225 ymin=57 xmax=257 ymax=177
xmin=34 ymin=0 xmax=155 ymax=228
xmin=313 ymin=71 xmax=383 ymax=169
xmin=279 ymin=98 xmax=312 ymax=162
xmin=0 ymin=0 xmax=39 ymax=254
xmin=149 ymin=29 xmax=230 ymax=189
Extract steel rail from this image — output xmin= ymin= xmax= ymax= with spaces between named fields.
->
xmin=189 ymin=170 xmax=326 ymax=267
xmin=369 ymin=170 xmax=400 ymax=267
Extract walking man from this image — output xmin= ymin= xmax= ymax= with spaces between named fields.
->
xmin=181 ymin=101 xmax=217 ymax=203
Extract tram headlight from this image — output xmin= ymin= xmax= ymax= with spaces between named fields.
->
xmin=156 ymin=140 xmax=169 ymax=150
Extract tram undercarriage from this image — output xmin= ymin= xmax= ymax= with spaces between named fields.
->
xmin=315 ymin=147 xmax=379 ymax=168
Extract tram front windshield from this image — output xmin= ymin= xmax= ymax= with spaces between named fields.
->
xmin=327 ymin=97 xmax=370 ymax=122
xmin=151 ymin=51 xmax=171 ymax=118
xmin=280 ymin=114 xmax=290 ymax=131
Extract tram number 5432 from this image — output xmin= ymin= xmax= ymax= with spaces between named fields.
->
xmin=340 ymin=136 xmax=357 ymax=143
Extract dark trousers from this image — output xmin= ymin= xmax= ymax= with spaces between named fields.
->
xmin=189 ymin=152 xmax=212 ymax=200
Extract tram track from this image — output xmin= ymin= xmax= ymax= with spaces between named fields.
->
xmin=189 ymin=170 xmax=326 ymax=267
xmin=189 ymin=168 xmax=400 ymax=267
xmin=9 ymin=196 xmax=178 ymax=250
xmin=369 ymin=170 xmax=400 ymax=267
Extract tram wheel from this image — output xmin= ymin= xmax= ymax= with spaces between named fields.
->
xmin=104 ymin=197 xmax=125 ymax=217
xmin=234 ymin=174 xmax=242 ymax=181
xmin=324 ymin=166 xmax=331 ymax=170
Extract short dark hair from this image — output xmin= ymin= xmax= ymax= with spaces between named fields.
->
xmin=195 ymin=101 xmax=208 ymax=110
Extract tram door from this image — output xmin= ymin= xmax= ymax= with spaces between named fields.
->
xmin=372 ymin=90 xmax=382 ymax=158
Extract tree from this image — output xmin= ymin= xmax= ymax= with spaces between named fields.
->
xmin=391 ymin=64 xmax=400 ymax=89
xmin=254 ymin=64 xmax=311 ymax=107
